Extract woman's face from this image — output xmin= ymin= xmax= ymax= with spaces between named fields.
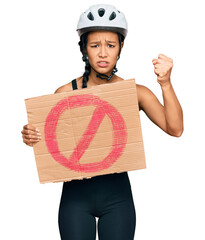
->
xmin=86 ymin=31 xmax=123 ymax=76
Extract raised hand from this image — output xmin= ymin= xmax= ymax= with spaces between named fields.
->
xmin=152 ymin=54 xmax=173 ymax=87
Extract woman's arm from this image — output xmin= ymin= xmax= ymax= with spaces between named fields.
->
xmin=160 ymin=82 xmax=183 ymax=137
xmin=137 ymin=54 xmax=183 ymax=137
xmin=137 ymin=83 xmax=183 ymax=137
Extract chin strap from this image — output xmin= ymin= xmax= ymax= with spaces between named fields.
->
xmin=91 ymin=65 xmax=118 ymax=81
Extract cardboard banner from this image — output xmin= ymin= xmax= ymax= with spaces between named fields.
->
xmin=25 ymin=78 xmax=146 ymax=183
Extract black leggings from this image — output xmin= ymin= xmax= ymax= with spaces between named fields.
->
xmin=58 ymin=171 xmax=136 ymax=240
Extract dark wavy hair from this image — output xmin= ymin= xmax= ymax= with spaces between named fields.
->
xmin=78 ymin=31 xmax=125 ymax=88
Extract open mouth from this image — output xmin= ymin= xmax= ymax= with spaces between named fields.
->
xmin=97 ymin=61 xmax=109 ymax=67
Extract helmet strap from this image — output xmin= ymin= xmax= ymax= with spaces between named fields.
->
xmin=91 ymin=65 xmax=118 ymax=81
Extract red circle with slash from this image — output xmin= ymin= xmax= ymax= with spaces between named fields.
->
xmin=44 ymin=94 xmax=127 ymax=173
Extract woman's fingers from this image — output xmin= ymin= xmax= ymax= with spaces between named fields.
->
xmin=23 ymin=124 xmax=37 ymax=131
xmin=23 ymin=133 xmax=40 ymax=140
xmin=22 ymin=135 xmax=41 ymax=147
xmin=21 ymin=124 xmax=41 ymax=147
xmin=21 ymin=129 xmax=41 ymax=138
xmin=22 ymin=136 xmax=40 ymax=143
xmin=22 ymin=124 xmax=39 ymax=134
xmin=22 ymin=124 xmax=41 ymax=136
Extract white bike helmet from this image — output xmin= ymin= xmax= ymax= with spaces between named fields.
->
xmin=76 ymin=4 xmax=128 ymax=38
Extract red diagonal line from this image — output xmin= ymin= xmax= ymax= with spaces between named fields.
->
xmin=70 ymin=106 xmax=106 ymax=163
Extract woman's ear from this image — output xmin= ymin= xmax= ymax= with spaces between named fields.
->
xmin=121 ymin=42 xmax=124 ymax=48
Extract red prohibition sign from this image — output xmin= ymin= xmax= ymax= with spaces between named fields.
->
xmin=44 ymin=94 xmax=127 ymax=173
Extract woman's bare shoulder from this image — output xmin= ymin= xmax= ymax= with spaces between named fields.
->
xmin=135 ymin=83 xmax=155 ymax=111
xmin=54 ymin=83 xmax=71 ymax=93
xmin=54 ymin=76 xmax=82 ymax=93
xmin=136 ymin=83 xmax=155 ymax=99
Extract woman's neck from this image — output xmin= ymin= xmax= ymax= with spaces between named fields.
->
xmin=87 ymin=68 xmax=118 ymax=86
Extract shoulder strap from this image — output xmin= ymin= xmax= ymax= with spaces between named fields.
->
xmin=71 ymin=79 xmax=78 ymax=90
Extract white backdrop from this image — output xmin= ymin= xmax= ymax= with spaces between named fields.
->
xmin=1 ymin=0 xmax=204 ymax=239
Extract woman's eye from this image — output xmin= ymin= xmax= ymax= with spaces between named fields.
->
xmin=91 ymin=44 xmax=115 ymax=48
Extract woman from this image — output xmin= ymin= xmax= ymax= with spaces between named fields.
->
xmin=21 ymin=4 xmax=183 ymax=240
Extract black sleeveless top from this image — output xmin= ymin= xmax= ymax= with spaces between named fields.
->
xmin=71 ymin=78 xmax=78 ymax=90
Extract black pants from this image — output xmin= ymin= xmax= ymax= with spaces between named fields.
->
xmin=58 ymin=171 xmax=136 ymax=240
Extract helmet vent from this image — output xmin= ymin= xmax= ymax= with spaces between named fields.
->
xmin=98 ymin=8 xmax=105 ymax=17
xmin=109 ymin=12 xmax=116 ymax=21
xmin=87 ymin=12 xmax=94 ymax=21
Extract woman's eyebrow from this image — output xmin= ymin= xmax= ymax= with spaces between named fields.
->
xmin=107 ymin=40 xmax=116 ymax=43
xmin=89 ymin=40 xmax=116 ymax=44
xmin=89 ymin=41 xmax=100 ymax=44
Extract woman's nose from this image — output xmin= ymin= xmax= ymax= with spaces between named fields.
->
xmin=98 ymin=46 xmax=107 ymax=57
